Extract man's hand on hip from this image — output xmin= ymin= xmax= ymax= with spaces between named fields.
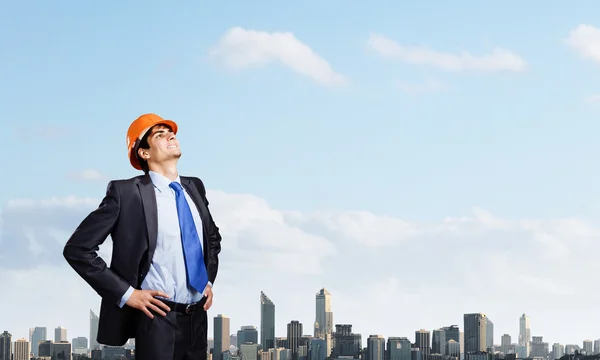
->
xmin=126 ymin=289 xmax=171 ymax=318
xmin=203 ymin=285 xmax=213 ymax=311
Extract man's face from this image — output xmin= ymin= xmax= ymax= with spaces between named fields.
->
xmin=138 ymin=124 xmax=181 ymax=164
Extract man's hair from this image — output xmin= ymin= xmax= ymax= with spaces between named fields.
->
xmin=136 ymin=128 xmax=152 ymax=174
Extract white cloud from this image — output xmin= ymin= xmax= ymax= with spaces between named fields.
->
xmin=584 ymin=94 xmax=600 ymax=103
xmin=1 ymin=191 xmax=599 ymax=347
xmin=368 ymin=33 xmax=527 ymax=72
xmin=68 ymin=169 xmax=107 ymax=182
xmin=566 ymin=24 xmax=600 ymax=63
xmin=209 ymin=27 xmax=346 ymax=86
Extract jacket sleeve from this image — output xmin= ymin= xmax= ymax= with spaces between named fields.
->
xmin=192 ymin=177 xmax=222 ymax=285
xmin=63 ymin=181 xmax=130 ymax=305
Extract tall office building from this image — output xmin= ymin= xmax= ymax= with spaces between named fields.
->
xmin=415 ymin=329 xmax=431 ymax=355
xmin=485 ymin=318 xmax=493 ymax=350
xmin=583 ymin=340 xmax=593 ymax=354
xmin=55 ymin=326 xmax=67 ymax=342
xmin=387 ymin=337 xmax=412 ymax=360
xmin=72 ymin=336 xmax=88 ymax=350
xmin=332 ymin=324 xmax=361 ymax=358
xmin=261 ymin=291 xmax=276 ymax=350
xmin=594 ymin=340 xmax=600 ymax=355
xmin=552 ymin=343 xmax=564 ymax=359
xmin=287 ymin=321 xmax=303 ymax=359
xmin=90 ymin=309 xmax=100 ymax=350
xmin=238 ymin=326 xmax=259 ymax=345
xmin=464 ymin=313 xmax=487 ymax=354
xmin=29 ymin=327 xmax=47 ymax=357
xmin=314 ymin=289 xmax=333 ymax=338
xmin=13 ymin=338 xmax=29 ymax=360
xmin=0 ymin=331 xmax=11 ymax=360
xmin=368 ymin=335 xmax=385 ymax=360
xmin=501 ymin=334 xmax=512 ymax=355
xmin=214 ymin=314 xmax=231 ymax=360
xmin=519 ymin=314 xmax=531 ymax=357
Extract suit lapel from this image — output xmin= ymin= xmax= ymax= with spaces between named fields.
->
xmin=181 ymin=177 xmax=210 ymax=249
xmin=137 ymin=174 xmax=158 ymax=268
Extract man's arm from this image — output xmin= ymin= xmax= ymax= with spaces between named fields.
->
xmin=63 ymin=181 xmax=130 ymax=305
xmin=192 ymin=177 xmax=222 ymax=285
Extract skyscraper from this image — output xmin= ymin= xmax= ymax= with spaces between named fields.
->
xmin=287 ymin=320 xmax=303 ymax=360
xmin=0 ymin=331 xmax=11 ymax=360
xmin=485 ymin=318 xmax=493 ymax=350
xmin=214 ymin=314 xmax=231 ymax=360
xmin=237 ymin=326 xmax=259 ymax=345
xmin=387 ymin=337 xmax=412 ymax=360
xmin=29 ymin=327 xmax=47 ymax=357
xmin=55 ymin=326 xmax=67 ymax=342
xmin=368 ymin=335 xmax=385 ymax=360
xmin=519 ymin=314 xmax=531 ymax=357
xmin=261 ymin=291 xmax=276 ymax=350
xmin=464 ymin=313 xmax=487 ymax=354
xmin=13 ymin=338 xmax=29 ymax=360
xmin=314 ymin=288 xmax=333 ymax=339
xmin=90 ymin=309 xmax=100 ymax=350
xmin=415 ymin=329 xmax=431 ymax=354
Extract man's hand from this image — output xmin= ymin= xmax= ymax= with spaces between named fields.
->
xmin=203 ymin=285 xmax=213 ymax=311
xmin=126 ymin=289 xmax=171 ymax=318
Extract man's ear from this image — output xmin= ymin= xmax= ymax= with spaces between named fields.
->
xmin=138 ymin=147 xmax=150 ymax=160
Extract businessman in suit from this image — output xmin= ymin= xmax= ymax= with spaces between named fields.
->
xmin=63 ymin=113 xmax=222 ymax=360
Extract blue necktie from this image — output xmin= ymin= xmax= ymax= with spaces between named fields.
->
xmin=169 ymin=181 xmax=209 ymax=294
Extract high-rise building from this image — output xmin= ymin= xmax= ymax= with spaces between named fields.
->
xmin=332 ymin=324 xmax=361 ymax=358
xmin=485 ymin=318 xmax=493 ymax=350
xmin=415 ymin=329 xmax=431 ymax=355
xmin=531 ymin=336 xmax=549 ymax=358
xmin=261 ymin=291 xmax=276 ymax=350
xmin=0 ymin=331 xmax=11 ymax=360
xmin=13 ymin=338 xmax=29 ymax=360
xmin=314 ymin=288 xmax=333 ymax=338
xmin=552 ymin=343 xmax=564 ymax=360
xmin=500 ymin=334 xmax=511 ymax=355
xmin=287 ymin=321 xmax=303 ymax=359
xmin=367 ymin=335 xmax=385 ymax=360
xmin=29 ymin=327 xmax=47 ymax=357
xmin=238 ymin=326 xmax=259 ymax=345
xmin=432 ymin=326 xmax=459 ymax=356
xmin=519 ymin=314 xmax=531 ymax=357
xmin=214 ymin=314 xmax=231 ymax=360
xmin=583 ymin=340 xmax=593 ymax=355
xmin=387 ymin=337 xmax=412 ymax=360
xmin=55 ymin=326 xmax=67 ymax=342
xmin=463 ymin=313 xmax=487 ymax=354
xmin=72 ymin=336 xmax=88 ymax=350
xmin=52 ymin=342 xmax=72 ymax=359
xmin=90 ymin=309 xmax=100 ymax=350
xmin=309 ymin=338 xmax=328 ymax=360
xmin=593 ymin=339 xmax=600 ymax=355
xmin=432 ymin=329 xmax=446 ymax=355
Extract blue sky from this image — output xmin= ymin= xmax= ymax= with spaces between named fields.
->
xmin=2 ymin=0 xmax=600 ymax=349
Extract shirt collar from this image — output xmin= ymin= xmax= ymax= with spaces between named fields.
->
xmin=148 ymin=170 xmax=182 ymax=193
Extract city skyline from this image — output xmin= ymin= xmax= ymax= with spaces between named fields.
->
xmin=2 ymin=289 xmax=597 ymax=350
xmin=3 ymin=0 xmax=600 ymax=352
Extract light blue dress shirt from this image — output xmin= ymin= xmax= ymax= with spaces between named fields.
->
xmin=118 ymin=171 xmax=211 ymax=307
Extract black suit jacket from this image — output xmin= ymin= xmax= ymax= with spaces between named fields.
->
xmin=63 ymin=174 xmax=222 ymax=346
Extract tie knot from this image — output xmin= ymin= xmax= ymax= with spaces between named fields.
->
xmin=169 ymin=181 xmax=183 ymax=192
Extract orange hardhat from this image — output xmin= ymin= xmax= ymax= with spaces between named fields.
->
xmin=126 ymin=113 xmax=178 ymax=170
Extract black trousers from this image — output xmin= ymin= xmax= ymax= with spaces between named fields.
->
xmin=135 ymin=297 xmax=208 ymax=360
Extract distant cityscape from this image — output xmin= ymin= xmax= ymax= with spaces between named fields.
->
xmin=1 ymin=288 xmax=598 ymax=360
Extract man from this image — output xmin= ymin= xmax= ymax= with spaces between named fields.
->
xmin=63 ymin=113 xmax=222 ymax=360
